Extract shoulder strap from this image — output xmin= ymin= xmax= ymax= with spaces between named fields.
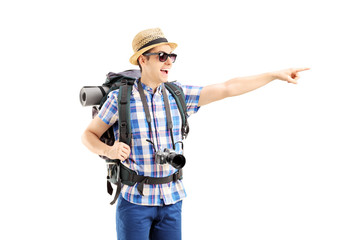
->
xmin=117 ymin=80 xmax=188 ymax=144
xmin=108 ymin=79 xmax=135 ymax=206
xmin=117 ymin=79 xmax=135 ymax=145
xmin=164 ymin=82 xmax=189 ymax=139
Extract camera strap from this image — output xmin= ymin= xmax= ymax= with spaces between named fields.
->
xmin=162 ymin=88 xmax=176 ymax=150
xmin=137 ymin=80 xmax=176 ymax=150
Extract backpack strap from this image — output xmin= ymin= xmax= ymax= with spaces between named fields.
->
xmin=117 ymin=79 xmax=135 ymax=145
xmin=108 ymin=78 xmax=135 ymax=205
xmin=164 ymin=82 xmax=189 ymax=139
xmin=109 ymin=80 xmax=188 ymax=205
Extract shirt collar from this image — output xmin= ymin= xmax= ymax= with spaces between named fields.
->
xmin=133 ymin=78 xmax=164 ymax=95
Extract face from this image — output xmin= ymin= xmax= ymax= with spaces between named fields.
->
xmin=139 ymin=44 xmax=174 ymax=85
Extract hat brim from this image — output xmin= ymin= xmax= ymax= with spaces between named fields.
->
xmin=129 ymin=42 xmax=177 ymax=65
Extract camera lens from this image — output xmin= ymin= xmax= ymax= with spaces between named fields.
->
xmin=168 ymin=154 xmax=186 ymax=169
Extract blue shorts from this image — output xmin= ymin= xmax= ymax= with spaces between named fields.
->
xmin=116 ymin=196 xmax=182 ymax=240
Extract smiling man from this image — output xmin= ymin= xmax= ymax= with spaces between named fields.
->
xmin=82 ymin=28 xmax=309 ymax=240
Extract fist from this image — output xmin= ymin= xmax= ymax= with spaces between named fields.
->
xmin=106 ymin=142 xmax=131 ymax=161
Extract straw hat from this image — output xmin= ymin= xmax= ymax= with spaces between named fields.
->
xmin=129 ymin=28 xmax=177 ymax=65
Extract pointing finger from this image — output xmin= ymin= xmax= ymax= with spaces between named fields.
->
xmin=295 ymin=67 xmax=311 ymax=72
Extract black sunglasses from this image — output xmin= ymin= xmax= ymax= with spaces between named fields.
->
xmin=143 ymin=52 xmax=177 ymax=63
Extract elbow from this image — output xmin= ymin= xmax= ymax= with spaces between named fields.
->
xmin=81 ymin=129 xmax=93 ymax=147
xmin=223 ymin=81 xmax=235 ymax=98
xmin=81 ymin=131 xmax=87 ymax=146
xmin=223 ymin=78 xmax=246 ymax=97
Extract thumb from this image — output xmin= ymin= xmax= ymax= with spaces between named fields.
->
xmin=287 ymin=76 xmax=297 ymax=84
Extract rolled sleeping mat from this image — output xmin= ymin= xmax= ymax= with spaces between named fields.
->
xmin=79 ymin=86 xmax=109 ymax=106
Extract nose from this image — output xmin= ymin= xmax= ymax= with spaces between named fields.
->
xmin=165 ymin=55 xmax=172 ymax=65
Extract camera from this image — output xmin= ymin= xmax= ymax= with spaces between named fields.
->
xmin=155 ymin=148 xmax=186 ymax=169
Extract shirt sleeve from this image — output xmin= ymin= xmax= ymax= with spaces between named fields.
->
xmin=173 ymin=82 xmax=203 ymax=117
xmin=97 ymin=90 xmax=118 ymax=126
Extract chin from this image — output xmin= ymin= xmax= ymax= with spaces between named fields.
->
xmin=159 ymin=76 xmax=169 ymax=83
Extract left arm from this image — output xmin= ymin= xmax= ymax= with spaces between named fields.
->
xmin=198 ymin=68 xmax=310 ymax=106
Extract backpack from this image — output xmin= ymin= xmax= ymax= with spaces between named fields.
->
xmin=88 ymin=69 xmax=189 ymax=204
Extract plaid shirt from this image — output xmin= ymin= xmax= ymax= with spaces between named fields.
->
xmin=98 ymin=79 xmax=203 ymax=206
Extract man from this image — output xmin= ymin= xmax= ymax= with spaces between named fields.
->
xmin=82 ymin=28 xmax=309 ymax=240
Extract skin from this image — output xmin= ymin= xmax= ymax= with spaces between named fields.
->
xmin=81 ymin=44 xmax=310 ymax=160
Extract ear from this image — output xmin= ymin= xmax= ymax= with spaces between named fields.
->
xmin=138 ymin=55 xmax=147 ymax=67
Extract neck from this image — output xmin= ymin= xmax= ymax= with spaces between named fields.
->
xmin=140 ymin=75 xmax=161 ymax=94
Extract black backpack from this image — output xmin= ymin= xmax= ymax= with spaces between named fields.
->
xmin=90 ymin=69 xmax=189 ymax=204
xmin=92 ymin=69 xmax=189 ymax=154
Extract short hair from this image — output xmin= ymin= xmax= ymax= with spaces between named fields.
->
xmin=137 ymin=50 xmax=151 ymax=72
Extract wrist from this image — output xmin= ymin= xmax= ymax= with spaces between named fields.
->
xmin=268 ymin=71 xmax=278 ymax=81
xmin=102 ymin=144 xmax=112 ymax=158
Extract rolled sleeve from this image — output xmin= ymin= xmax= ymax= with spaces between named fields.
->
xmin=173 ymin=82 xmax=203 ymax=117
xmin=98 ymin=90 xmax=119 ymax=126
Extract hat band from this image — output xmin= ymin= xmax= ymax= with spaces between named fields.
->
xmin=137 ymin=38 xmax=168 ymax=51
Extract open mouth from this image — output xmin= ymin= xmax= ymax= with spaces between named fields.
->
xmin=160 ymin=69 xmax=169 ymax=75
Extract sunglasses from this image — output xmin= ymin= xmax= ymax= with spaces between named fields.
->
xmin=143 ymin=52 xmax=177 ymax=63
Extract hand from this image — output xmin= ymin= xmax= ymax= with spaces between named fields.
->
xmin=105 ymin=142 xmax=131 ymax=161
xmin=272 ymin=68 xmax=310 ymax=84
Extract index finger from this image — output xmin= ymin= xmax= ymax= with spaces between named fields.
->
xmin=295 ymin=67 xmax=311 ymax=72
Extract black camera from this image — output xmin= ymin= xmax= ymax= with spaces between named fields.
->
xmin=146 ymin=139 xmax=186 ymax=169
xmin=154 ymin=148 xmax=186 ymax=169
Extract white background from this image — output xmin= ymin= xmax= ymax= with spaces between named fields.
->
xmin=1 ymin=0 xmax=359 ymax=239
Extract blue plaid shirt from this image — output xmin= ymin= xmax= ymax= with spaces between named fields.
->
xmin=98 ymin=79 xmax=203 ymax=206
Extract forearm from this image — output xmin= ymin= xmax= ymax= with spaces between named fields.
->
xmin=198 ymin=72 xmax=276 ymax=106
xmin=198 ymin=68 xmax=309 ymax=106
xmin=224 ymin=72 xmax=276 ymax=97
xmin=81 ymin=130 xmax=111 ymax=157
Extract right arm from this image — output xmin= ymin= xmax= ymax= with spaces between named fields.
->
xmin=81 ymin=116 xmax=131 ymax=161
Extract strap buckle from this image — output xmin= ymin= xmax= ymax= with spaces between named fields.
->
xmin=182 ymin=124 xmax=190 ymax=139
xmin=120 ymin=122 xmax=127 ymax=134
xmin=173 ymin=171 xmax=182 ymax=182
xmin=120 ymin=78 xmax=135 ymax=86
xmin=174 ymin=89 xmax=181 ymax=96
